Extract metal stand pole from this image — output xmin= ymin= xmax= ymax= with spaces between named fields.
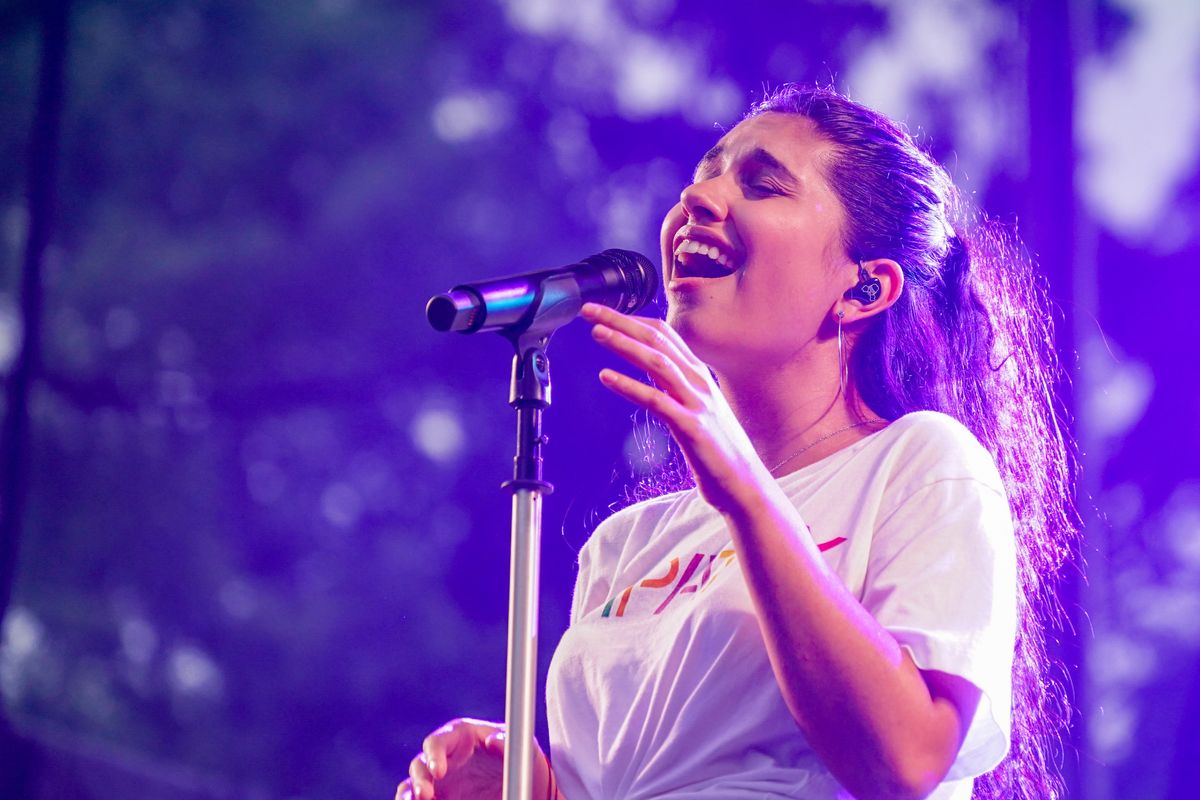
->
xmin=427 ymin=253 xmax=654 ymax=800
xmin=500 ymin=341 xmax=553 ymax=800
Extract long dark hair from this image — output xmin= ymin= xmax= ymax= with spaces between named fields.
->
xmin=744 ymin=85 xmax=1078 ymax=799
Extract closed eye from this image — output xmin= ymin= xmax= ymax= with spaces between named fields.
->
xmin=745 ymin=177 xmax=785 ymax=197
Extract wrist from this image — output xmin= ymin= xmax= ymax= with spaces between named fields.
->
xmin=720 ymin=482 xmax=827 ymax=565
xmin=718 ymin=468 xmax=793 ymax=528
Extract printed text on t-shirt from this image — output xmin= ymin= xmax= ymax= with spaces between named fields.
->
xmin=600 ymin=535 xmax=847 ymax=618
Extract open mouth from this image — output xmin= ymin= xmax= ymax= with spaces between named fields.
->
xmin=672 ymin=237 xmax=739 ymax=280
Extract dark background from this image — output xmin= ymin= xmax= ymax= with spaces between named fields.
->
xmin=1 ymin=1 xmax=1198 ymax=798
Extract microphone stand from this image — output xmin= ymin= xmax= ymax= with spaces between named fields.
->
xmin=498 ymin=274 xmax=579 ymax=800
xmin=429 ymin=258 xmax=655 ymax=800
xmin=500 ymin=333 xmax=552 ymax=800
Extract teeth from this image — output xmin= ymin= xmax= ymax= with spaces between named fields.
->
xmin=673 ymin=238 xmax=734 ymax=269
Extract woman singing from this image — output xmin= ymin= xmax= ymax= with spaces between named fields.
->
xmin=398 ymin=85 xmax=1075 ymax=800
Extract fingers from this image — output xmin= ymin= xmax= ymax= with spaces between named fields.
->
xmin=482 ymin=728 xmax=507 ymax=758
xmin=636 ymin=312 xmax=701 ymax=366
xmin=582 ymin=304 xmax=708 ymax=398
xmin=407 ymin=753 xmax=434 ymax=799
xmin=422 ymin=717 xmax=502 ymax=779
xmin=406 ymin=717 xmax=506 ymax=800
xmin=581 ymin=303 xmax=702 ymax=369
xmin=421 ymin=729 xmax=447 ymax=781
xmin=592 ymin=327 xmax=697 ymax=406
xmin=583 ymin=303 xmax=700 ymax=428
xmin=599 ymin=368 xmax=689 ymax=433
xmin=400 ymin=719 xmax=534 ymax=800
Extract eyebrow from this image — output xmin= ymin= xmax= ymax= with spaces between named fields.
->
xmin=694 ymin=144 xmax=725 ymax=179
xmin=693 ymin=145 xmax=800 ymax=186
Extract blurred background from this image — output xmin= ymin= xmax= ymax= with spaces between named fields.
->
xmin=1 ymin=0 xmax=1198 ymax=798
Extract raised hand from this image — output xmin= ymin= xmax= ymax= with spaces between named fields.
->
xmin=580 ymin=302 xmax=770 ymax=515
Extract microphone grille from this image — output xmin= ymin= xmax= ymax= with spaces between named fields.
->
xmin=587 ymin=248 xmax=660 ymax=312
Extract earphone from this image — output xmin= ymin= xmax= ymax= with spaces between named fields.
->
xmin=844 ymin=262 xmax=882 ymax=304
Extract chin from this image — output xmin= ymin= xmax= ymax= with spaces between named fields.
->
xmin=665 ymin=304 xmax=724 ymax=367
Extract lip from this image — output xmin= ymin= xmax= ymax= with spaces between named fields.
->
xmin=671 ymin=225 xmax=739 ymax=261
xmin=666 ymin=274 xmax=735 ymax=292
xmin=669 ymin=224 xmax=742 ymax=281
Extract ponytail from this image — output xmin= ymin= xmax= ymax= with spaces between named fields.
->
xmin=752 ymin=85 xmax=1078 ymax=800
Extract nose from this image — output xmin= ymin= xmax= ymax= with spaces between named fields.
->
xmin=680 ymin=176 xmax=728 ymax=223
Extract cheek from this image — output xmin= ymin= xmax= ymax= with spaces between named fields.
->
xmin=754 ymin=215 xmax=843 ymax=278
xmin=741 ymin=229 xmax=842 ymax=317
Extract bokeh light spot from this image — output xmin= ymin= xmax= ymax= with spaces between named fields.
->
xmin=615 ymin=35 xmax=690 ymax=118
xmin=119 ymin=617 xmax=158 ymax=666
xmin=432 ymin=91 xmax=512 ymax=142
xmin=0 ymin=294 xmax=23 ymax=374
xmin=1083 ymin=336 xmax=1154 ymax=441
xmin=1091 ymin=687 xmax=1137 ymax=760
xmin=411 ymin=407 xmax=466 ymax=464
xmin=1165 ymin=485 xmax=1200 ymax=567
xmin=1078 ymin=0 xmax=1200 ymax=247
xmin=501 ymin=0 xmax=571 ymax=36
xmin=682 ymin=79 xmax=741 ymax=128
xmin=322 ymin=481 xmax=364 ymax=529
xmin=168 ymin=645 xmax=224 ymax=698
xmin=2 ymin=606 xmax=44 ymax=659
xmin=219 ymin=579 xmax=259 ymax=620
xmin=2 ymin=203 xmax=28 ymax=250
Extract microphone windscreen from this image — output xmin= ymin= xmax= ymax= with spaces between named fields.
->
xmin=578 ymin=249 xmax=659 ymax=314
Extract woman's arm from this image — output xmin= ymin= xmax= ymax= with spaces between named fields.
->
xmin=582 ymin=303 xmax=980 ymax=800
xmin=721 ymin=486 xmax=979 ymax=800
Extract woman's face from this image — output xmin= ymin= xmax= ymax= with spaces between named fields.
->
xmin=659 ymin=112 xmax=853 ymax=375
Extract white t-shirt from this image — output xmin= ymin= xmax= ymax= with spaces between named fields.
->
xmin=545 ymin=411 xmax=1017 ymax=800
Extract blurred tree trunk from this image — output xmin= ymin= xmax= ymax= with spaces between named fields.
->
xmin=0 ymin=0 xmax=70 ymax=792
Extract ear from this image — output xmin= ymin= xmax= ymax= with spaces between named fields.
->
xmin=836 ymin=257 xmax=904 ymax=323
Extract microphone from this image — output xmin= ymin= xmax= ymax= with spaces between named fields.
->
xmin=425 ymin=249 xmax=659 ymax=336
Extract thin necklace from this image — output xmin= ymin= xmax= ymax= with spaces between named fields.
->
xmin=768 ymin=419 xmax=885 ymax=475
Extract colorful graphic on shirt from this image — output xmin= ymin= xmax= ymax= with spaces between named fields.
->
xmin=600 ymin=535 xmax=847 ymax=618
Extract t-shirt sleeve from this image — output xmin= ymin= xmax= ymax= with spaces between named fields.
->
xmin=569 ymin=541 xmax=594 ymax=626
xmin=569 ymin=513 xmax=619 ymax=625
xmin=568 ymin=497 xmax=679 ymax=624
xmin=860 ymin=476 xmax=1017 ymax=780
